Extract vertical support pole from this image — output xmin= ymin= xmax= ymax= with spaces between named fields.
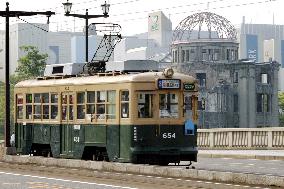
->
xmin=5 ymin=2 xmax=11 ymax=147
xmin=85 ymin=9 xmax=88 ymax=63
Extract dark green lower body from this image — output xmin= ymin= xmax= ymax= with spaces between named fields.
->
xmin=15 ymin=123 xmax=197 ymax=164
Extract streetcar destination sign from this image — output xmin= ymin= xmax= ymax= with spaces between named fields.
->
xmin=157 ymin=79 xmax=181 ymax=89
xmin=184 ymin=83 xmax=195 ymax=91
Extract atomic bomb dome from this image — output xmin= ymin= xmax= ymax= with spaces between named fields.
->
xmin=172 ymin=12 xmax=237 ymax=41
xmin=171 ymin=12 xmax=239 ymax=64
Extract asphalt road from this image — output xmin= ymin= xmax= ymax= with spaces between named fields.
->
xmin=0 ymin=160 xmax=278 ymax=189
xmin=194 ymin=157 xmax=284 ymax=177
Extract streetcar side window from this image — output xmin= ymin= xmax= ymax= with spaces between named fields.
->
xmin=26 ymin=94 xmax=32 ymax=119
xmin=42 ymin=93 xmax=49 ymax=119
xmin=69 ymin=94 xmax=74 ymax=120
xmin=51 ymin=94 xmax=58 ymax=119
xmin=121 ymin=90 xmax=129 ymax=118
xmin=107 ymin=90 xmax=116 ymax=119
xmin=34 ymin=93 xmax=41 ymax=119
xmin=62 ymin=94 xmax=68 ymax=120
xmin=16 ymin=94 xmax=23 ymax=120
xmin=86 ymin=91 xmax=96 ymax=120
xmin=96 ymin=91 xmax=106 ymax=120
xmin=77 ymin=92 xmax=85 ymax=119
xmin=159 ymin=93 xmax=179 ymax=118
xmin=137 ymin=93 xmax=153 ymax=118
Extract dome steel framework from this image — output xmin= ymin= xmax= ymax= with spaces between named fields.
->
xmin=173 ymin=12 xmax=237 ymax=41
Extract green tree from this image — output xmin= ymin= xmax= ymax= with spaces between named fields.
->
xmin=279 ymin=92 xmax=284 ymax=127
xmin=15 ymin=45 xmax=48 ymax=79
xmin=1 ymin=46 xmax=48 ymax=136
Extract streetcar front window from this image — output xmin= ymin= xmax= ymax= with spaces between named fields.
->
xmin=138 ymin=93 xmax=153 ymax=118
xmin=159 ymin=93 xmax=178 ymax=118
xmin=183 ymin=92 xmax=192 ymax=119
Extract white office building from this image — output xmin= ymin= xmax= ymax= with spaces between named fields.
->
xmin=0 ymin=23 xmax=85 ymax=81
xmin=113 ymin=11 xmax=172 ymax=62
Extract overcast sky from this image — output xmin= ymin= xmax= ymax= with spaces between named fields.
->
xmin=0 ymin=0 xmax=282 ymax=35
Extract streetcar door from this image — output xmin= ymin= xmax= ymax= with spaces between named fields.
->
xmin=60 ymin=92 xmax=75 ymax=156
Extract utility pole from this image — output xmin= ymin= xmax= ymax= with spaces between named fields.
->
xmin=0 ymin=2 xmax=55 ymax=147
xmin=63 ymin=0 xmax=110 ymax=62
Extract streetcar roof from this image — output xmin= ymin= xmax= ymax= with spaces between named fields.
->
xmin=15 ymin=71 xmax=196 ymax=88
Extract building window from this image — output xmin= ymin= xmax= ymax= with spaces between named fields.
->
xmin=196 ymin=73 xmax=206 ymax=87
xmin=233 ymin=72 xmax=238 ymax=83
xmin=174 ymin=50 xmax=178 ymax=63
xmin=189 ymin=48 xmax=195 ymax=61
xmin=214 ymin=49 xmax=220 ymax=61
xmin=181 ymin=50 xmax=185 ymax=63
xmin=186 ymin=50 xmax=189 ymax=62
xmin=257 ymin=94 xmax=270 ymax=112
xmin=233 ymin=94 xmax=238 ymax=112
xmin=226 ymin=49 xmax=230 ymax=60
xmin=231 ymin=50 xmax=235 ymax=60
xmin=261 ymin=73 xmax=268 ymax=84
xmin=208 ymin=49 xmax=213 ymax=61
xmin=202 ymin=49 xmax=207 ymax=61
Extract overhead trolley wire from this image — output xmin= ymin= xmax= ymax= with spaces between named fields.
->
xmin=0 ymin=0 xmax=278 ymax=34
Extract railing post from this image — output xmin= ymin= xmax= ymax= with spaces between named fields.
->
xmin=209 ymin=132 xmax=214 ymax=148
xmin=247 ymin=131 xmax=252 ymax=148
xmin=228 ymin=131 xmax=233 ymax=148
xmin=268 ymin=131 xmax=273 ymax=148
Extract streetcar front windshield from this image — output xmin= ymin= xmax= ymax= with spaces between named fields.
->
xmin=138 ymin=93 xmax=154 ymax=118
xmin=159 ymin=93 xmax=178 ymax=118
xmin=184 ymin=92 xmax=193 ymax=119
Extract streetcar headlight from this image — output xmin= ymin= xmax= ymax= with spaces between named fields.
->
xmin=163 ymin=68 xmax=174 ymax=78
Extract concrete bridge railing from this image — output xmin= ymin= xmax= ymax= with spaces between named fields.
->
xmin=197 ymin=127 xmax=284 ymax=149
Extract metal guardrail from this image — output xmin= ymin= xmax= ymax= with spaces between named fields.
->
xmin=197 ymin=127 xmax=284 ymax=149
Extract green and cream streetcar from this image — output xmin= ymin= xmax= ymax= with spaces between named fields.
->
xmin=14 ymin=63 xmax=199 ymax=165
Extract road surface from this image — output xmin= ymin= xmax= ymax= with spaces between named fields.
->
xmin=0 ymin=159 xmax=279 ymax=189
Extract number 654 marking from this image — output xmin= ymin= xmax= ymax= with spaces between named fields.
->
xmin=162 ymin=133 xmax=176 ymax=139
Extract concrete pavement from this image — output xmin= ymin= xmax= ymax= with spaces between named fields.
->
xmin=2 ymin=155 xmax=284 ymax=188
xmin=198 ymin=150 xmax=284 ymax=160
